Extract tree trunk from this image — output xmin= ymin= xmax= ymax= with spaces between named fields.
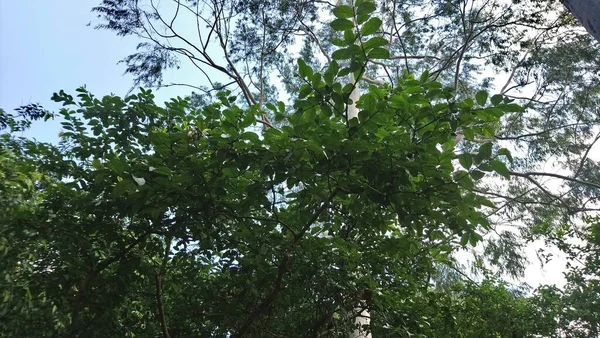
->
xmin=347 ymin=65 xmax=372 ymax=338
xmin=345 ymin=0 xmax=371 ymax=335
xmin=562 ymin=0 xmax=600 ymax=43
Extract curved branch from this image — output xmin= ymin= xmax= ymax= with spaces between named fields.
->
xmin=509 ymin=171 xmax=600 ymax=190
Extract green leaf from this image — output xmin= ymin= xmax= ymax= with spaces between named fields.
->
xmin=298 ymin=84 xmax=313 ymax=98
xmin=462 ymin=128 xmax=474 ymax=141
xmin=469 ymin=232 xmax=483 ymax=246
xmin=460 ymin=233 xmax=470 ymax=246
xmin=458 ymin=153 xmax=472 ymax=169
xmin=357 ymin=14 xmax=370 ymax=25
xmin=356 ymin=1 xmax=376 ymax=17
xmin=92 ymin=158 xmax=102 ymax=169
xmin=491 ymin=94 xmax=503 ymax=105
xmin=297 ymin=59 xmax=312 ymax=78
xmin=453 ymin=170 xmax=474 ymax=189
xmin=419 ymin=70 xmax=430 ymax=84
xmin=332 ymin=5 xmax=354 ymax=19
xmin=367 ymin=47 xmax=389 ymax=59
xmin=360 ymin=17 xmax=382 ymax=36
xmin=478 ymin=163 xmax=492 ymax=172
xmin=502 ymin=103 xmax=523 ymax=112
xmin=362 ymin=37 xmax=388 ymax=50
xmin=344 ymin=30 xmax=357 ymax=45
xmin=498 ymin=147 xmax=513 ymax=163
xmin=485 ymin=107 xmax=504 ymax=118
xmin=490 ymin=159 xmax=511 ymax=179
xmin=478 ymin=142 xmax=493 ymax=160
xmin=479 ymin=197 xmax=496 ymax=208
xmin=266 ymin=102 xmax=277 ymax=112
xmin=328 ymin=60 xmax=340 ymax=75
xmin=106 ymin=157 xmax=126 ymax=175
xmin=338 ymin=67 xmax=351 ymax=77
xmin=359 ymin=93 xmax=377 ymax=112
xmin=475 ymin=90 xmax=488 ymax=106
xmin=332 ymin=48 xmax=352 ymax=60
xmin=149 ymin=166 xmax=172 ymax=176
xmin=330 ymin=18 xmax=354 ymax=31
xmin=112 ymin=179 xmax=136 ymax=197
xmin=470 ymin=170 xmax=485 ymax=180
xmin=332 ymin=38 xmax=347 ymax=47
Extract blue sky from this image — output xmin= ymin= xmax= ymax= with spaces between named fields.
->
xmin=0 ymin=1 xmax=198 ymax=143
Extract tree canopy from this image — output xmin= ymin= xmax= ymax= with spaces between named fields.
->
xmin=1 ymin=0 xmax=600 ymax=337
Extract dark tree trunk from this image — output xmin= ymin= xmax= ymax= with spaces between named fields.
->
xmin=562 ymin=0 xmax=600 ymax=43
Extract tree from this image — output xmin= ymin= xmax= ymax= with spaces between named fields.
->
xmin=0 ymin=6 xmax=538 ymax=334
xmin=2 ymin=1 xmax=600 ymax=337
xmin=93 ymin=0 xmax=600 ymax=281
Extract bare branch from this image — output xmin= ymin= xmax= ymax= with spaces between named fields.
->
xmin=573 ymin=131 xmax=600 ymax=178
xmin=510 ymin=171 xmax=600 ymax=191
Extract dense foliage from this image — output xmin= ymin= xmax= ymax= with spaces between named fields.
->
xmin=92 ymin=0 xmax=600 ymax=277
xmin=1 ymin=0 xmax=599 ymax=337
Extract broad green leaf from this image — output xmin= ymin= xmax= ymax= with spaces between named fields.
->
xmin=491 ymin=94 xmax=503 ymax=105
xmin=324 ymin=71 xmax=334 ymax=84
xmin=476 ymin=90 xmax=488 ymax=106
xmin=356 ymin=1 xmax=376 ymax=17
xmin=479 ymin=197 xmax=496 ymax=208
xmin=478 ymin=142 xmax=493 ymax=160
xmin=485 ymin=107 xmax=504 ymax=118
xmin=367 ymin=47 xmax=389 ymax=59
xmin=344 ymin=30 xmax=357 ymax=44
xmin=332 ymin=5 xmax=354 ymax=19
xmin=359 ymin=93 xmax=377 ymax=112
xmin=498 ymin=147 xmax=513 ymax=163
xmin=458 ymin=153 xmax=473 ymax=169
xmin=357 ymin=14 xmax=370 ymax=25
xmin=338 ymin=67 xmax=351 ymax=77
xmin=469 ymin=232 xmax=483 ymax=246
xmin=332 ymin=38 xmax=347 ymax=47
xmin=453 ymin=170 xmax=474 ymax=189
xmin=478 ymin=163 xmax=493 ymax=172
xmin=420 ymin=70 xmax=430 ymax=84
xmin=328 ymin=60 xmax=340 ymax=75
xmin=470 ymin=170 xmax=485 ymax=180
xmin=330 ymin=18 xmax=354 ymax=31
xmin=490 ymin=159 xmax=511 ymax=179
xmin=502 ymin=103 xmax=523 ymax=112
xmin=149 ymin=166 xmax=171 ymax=176
xmin=112 ymin=179 xmax=136 ymax=196
xmin=360 ymin=17 xmax=382 ymax=36
xmin=92 ymin=158 xmax=102 ymax=169
xmin=332 ymin=48 xmax=352 ymax=60
xmin=297 ymin=59 xmax=312 ymax=78
xmin=299 ymin=84 xmax=313 ymax=98
xmin=462 ymin=128 xmax=474 ymax=141
xmin=106 ymin=157 xmax=126 ymax=175
xmin=362 ymin=37 xmax=388 ymax=50
xmin=460 ymin=233 xmax=470 ymax=246
xmin=265 ymin=102 xmax=277 ymax=112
